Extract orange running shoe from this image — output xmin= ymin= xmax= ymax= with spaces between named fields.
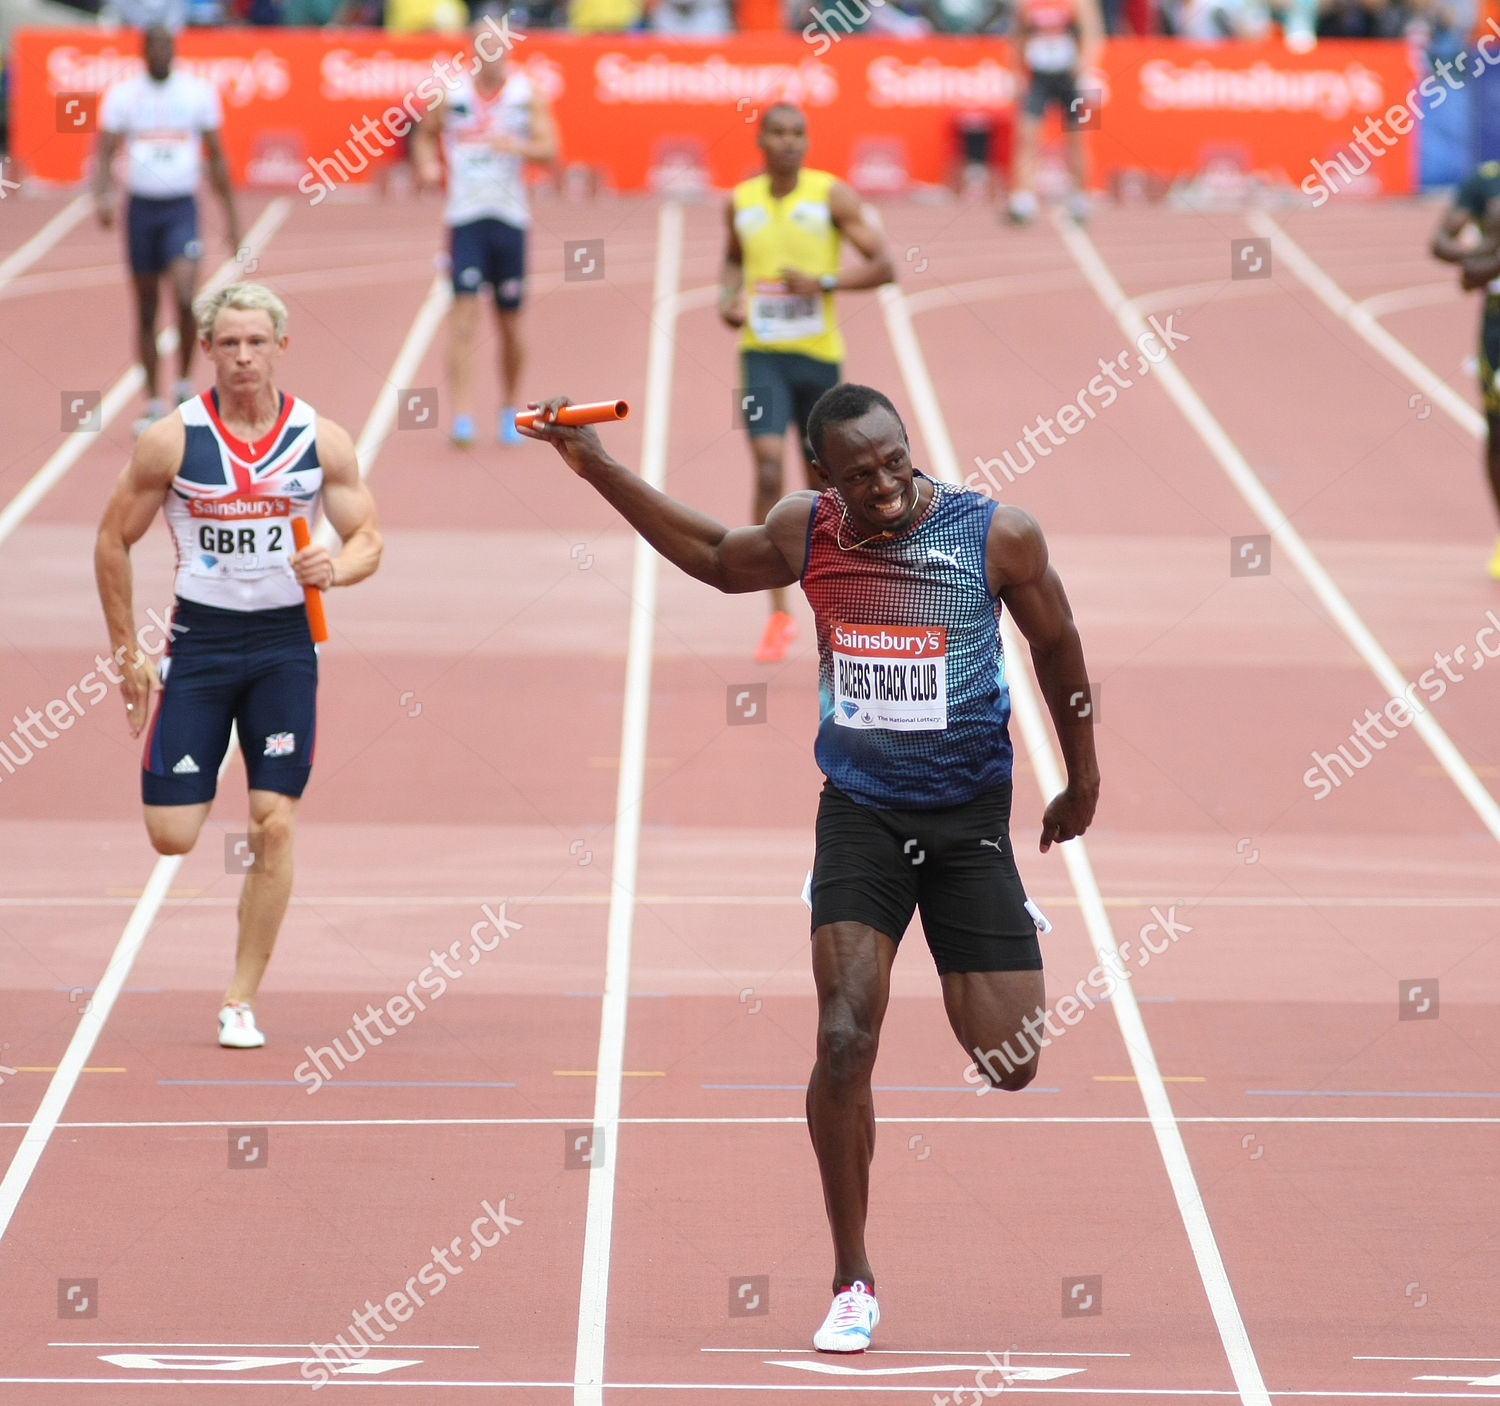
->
xmin=754 ymin=610 xmax=797 ymax=662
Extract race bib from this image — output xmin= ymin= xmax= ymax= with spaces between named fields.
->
xmin=831 ymin=623 xmax=947 ymax=731
xmin=1024 ymin=32 xmax=1078 ymax=71
xmin=749 ymin=280 xmax=826 ymax=343
xmin=188 ymin=497 xmax=293 ymax=579
xmin=127 ymin=131 xmax=196 ymax=189
xmin=452 ymin=141 xmax=503 ymax=178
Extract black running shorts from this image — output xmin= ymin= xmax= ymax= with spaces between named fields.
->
xmin=809 ymin=779 xmax=1043 ymax=974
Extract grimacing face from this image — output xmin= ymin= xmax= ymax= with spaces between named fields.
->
xmin=817 ymin=406 xmax=922 ymax=539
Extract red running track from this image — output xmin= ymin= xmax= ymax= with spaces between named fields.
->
xmin=0 ymin=183 xmax=1497 ymax=1403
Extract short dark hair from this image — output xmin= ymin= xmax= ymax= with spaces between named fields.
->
xmin=806 ymin=384 xmax=907 ymax=464
xmin=759 ymin=102 xmax=804 ymax=133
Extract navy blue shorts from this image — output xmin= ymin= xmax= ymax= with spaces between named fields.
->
xmin=810 ymin=780 xmax=1042 ymax=974
xmin=1023 ymin=69 xmax=1083 ymax=125
xmin=450 ymin=218 xmax=526 ymax=309
xmin=739 ymin=349 xmax=840 ymax=451
xmin=126 ymin=195 xmax=202 ymax=276
xmin=141 ymin=598 xmax=318 ymax=806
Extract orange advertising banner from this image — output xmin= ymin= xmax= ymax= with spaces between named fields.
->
xmin=7 ymin=28 xmax=1418 ymax=198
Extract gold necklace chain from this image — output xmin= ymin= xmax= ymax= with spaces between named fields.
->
xmin=834 ymin=480 xmax=928 ymax=552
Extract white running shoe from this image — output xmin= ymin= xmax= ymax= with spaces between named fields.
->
xmin=218 ymin=1002 xmax=265 ymax=1049
xmin=812 ymin=1280 xmax=879 ymax=1353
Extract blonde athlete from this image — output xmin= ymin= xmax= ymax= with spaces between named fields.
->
xmin=95 ymin=283 xmax=382 ymax=1049
xmin=719 ymin=104 xmax=895 ymax=662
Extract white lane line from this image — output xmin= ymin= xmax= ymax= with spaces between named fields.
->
xmin=5 ymin=892 xmax=1500 ymax=909
xmin=52 ymin=1342 xmax=476 ymax=1349
xmin=902 ymin=268 xmax=1084 ymax=316
xmin=316 ymin=271 xmax=451 ymax=556
xmin=1355 ymin=283 xmax=1462 ymax=322
xmin=0 ymin=860 xmax=182 ymax=1245
xmin=0 ymin=261 xmax=448 ymax=1250
xmin=880 ymin=282 xmax=1273 ymax=1406
xmin=0 ymin=195 xmax=91 ymax=292
xmin=20 ymin=1379 xmax=1495 ymax=1395
xmin=19 ymin=1115 xmax=1497 ymax=1130
xmin=572 ymin=199 xmax=684 ymax=1406
xmin=1056 ymin=214 xmax=1500 ymax=849
xmin=0 ymin=198 xmax=292 ymax=550
xmin=1244 ymin=210 xmax=1485 ymax=438
xmin=706 ymin=1349 xmax=1131 ymax=1356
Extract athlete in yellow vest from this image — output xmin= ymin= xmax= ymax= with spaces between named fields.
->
xmin=720 ymin=103 xmax=895 ymax=662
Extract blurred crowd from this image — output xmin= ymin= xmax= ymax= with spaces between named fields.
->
xmin=45 ymin=0 xmax=1475 ymax=40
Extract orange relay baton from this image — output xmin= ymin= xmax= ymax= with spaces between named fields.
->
xmin=291 ymin=516 xmax=329 ymax=644
xmin=515 ymin=399 xmax=630 ymax=429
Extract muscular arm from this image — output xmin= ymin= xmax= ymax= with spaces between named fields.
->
xmin=201 ymin=128 xmax=241 ymax=252
xmin=1444 ymin=195 xmax=1500 ymax=287
xmin=789 ymin=181 xmax=895 ymax=295
xmin=95 ymin=419 xmax=183 ymax=735
xmin=303 ymin=419 xmax=381 ymax=590
xmin=1432 ymin=201 xmax=1479 ymax=263
xmin=519 ymin=407 xmax=810 ymax=592
xmin=718 ymin=195 xmax=746 ymax=328
xmin=988 ymin=506 xmax=1099 ymax=851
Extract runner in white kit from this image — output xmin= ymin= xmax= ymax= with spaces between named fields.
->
xmin=94 ymin=283 xmax=382 ymax=1050
xmin=95 ymin=24 xmax=240 ymax=435
xmin=411 ymin=15 xmax=558 ymax=447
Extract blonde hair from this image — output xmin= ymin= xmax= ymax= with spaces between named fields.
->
xmin=195 ymin=282 xmax=288 ymax=343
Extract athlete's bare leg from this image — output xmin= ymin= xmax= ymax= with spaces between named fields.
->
xmin=168 ymin=254 xmax=199 ymax=386
xmin=750 ymin=434 xmax=788 ymax=617
xmin=133 ymin=272 xmax=162 ymax=399
xmin=144 ymin=799 xmax=212 ymax=857
xmin=224 ymin=789 xmax=299 ymax=1007
xmin=143 ymin=790 xmax=298 ymax=1008
xmin=1066 ymin=126 xmax=1088 ymax=202
xmin=495 ymin=305 xmax=524 ymax=408
xmin=1008 ymin=112 xmax=1041 ymax=220
xmin=806 ymin=921 xmax=896 ymax=1293
xmin=939 ymin=967 xmax=1046 ymax=1091
xmin=446 ymin=292 xmax=482 ymax=423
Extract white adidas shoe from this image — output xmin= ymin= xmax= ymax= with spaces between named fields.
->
xmin=218 ymin=1002 xmax=265 ymax=1049
xmin=813 ymin=1279 xmax=879 ymax=1353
